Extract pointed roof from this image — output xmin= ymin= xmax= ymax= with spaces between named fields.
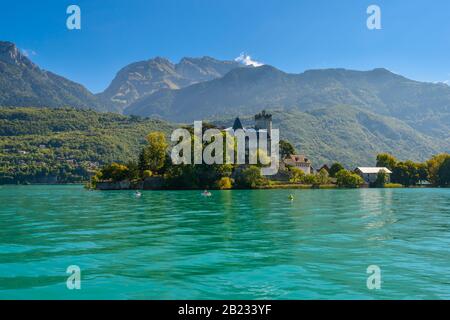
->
xmin=232 ymin=117 xmax=244 ymax=130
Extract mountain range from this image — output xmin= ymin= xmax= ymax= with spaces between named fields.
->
xmin=0 ymin=40 xmax=449 ymax=166
xmin=124 ymin=65 xmax=450 ymax=141
xmin=97 ymin=56 xmax=241 ymax=112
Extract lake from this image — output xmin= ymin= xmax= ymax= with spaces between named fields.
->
xmin=0 ymin=185 xmax=449 ymax=299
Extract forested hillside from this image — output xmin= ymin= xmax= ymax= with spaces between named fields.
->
xmin=213 ymin=106 xmax=449 ymax=168
xmin=0 ymin=42 xmax=105 ymax=111
xmin=0 ymin=107 xmax=175 ymax=184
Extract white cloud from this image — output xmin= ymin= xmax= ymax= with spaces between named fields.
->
xmin=433 ymin=80 xmax=450 ymax=86
xmin=21 ymin=49 xmax=37 ymax=57
xmin=235 ymin=53 xmax=263 ymax=67
xmin=436 ymin=74 xmax=450 ymax=85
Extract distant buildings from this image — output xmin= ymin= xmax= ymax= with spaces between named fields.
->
xmin=355 ymin=167 xmax=392 ymax=184
xmin=282 ymin=155 xmax=312 ymax=174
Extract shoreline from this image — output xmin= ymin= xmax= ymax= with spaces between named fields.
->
xmin=2 ymin=183 xmax=442 ymax=190
xmin=1 ymin=180 xmax=444 ymax=190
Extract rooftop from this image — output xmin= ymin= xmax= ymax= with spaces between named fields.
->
xmin=232 ymin=117 xmax=243 ymax=130
xmin=356 ymin=167 xmax=392 ymax=174
xmin=285 ymin=155 xmax=311 ymax=164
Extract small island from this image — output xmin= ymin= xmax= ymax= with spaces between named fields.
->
xmin=91 ymin=113 xmax=450 ymax=191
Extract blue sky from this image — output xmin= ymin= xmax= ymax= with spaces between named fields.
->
xmin=1 ymin=0 xmax=450 ymax=93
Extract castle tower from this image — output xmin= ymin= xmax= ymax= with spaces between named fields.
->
xmin=254 ymin=110 xmax=272 ymax=156
xmin=255 ymin=110 xmax=272 ymax=133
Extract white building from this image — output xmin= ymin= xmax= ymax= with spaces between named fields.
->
xmin=282 ymin=155 xmax=312 ymax=174
xmin=355 ymin=167 xmax=392 ymax=184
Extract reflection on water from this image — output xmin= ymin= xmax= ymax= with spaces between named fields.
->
xmin=0 ymin=186 xmax=449 ymax=299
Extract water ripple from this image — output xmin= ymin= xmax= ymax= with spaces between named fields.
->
xmin=0 ymin=186 xmax=449 ymax=299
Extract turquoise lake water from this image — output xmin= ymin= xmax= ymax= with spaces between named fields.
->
xmin=0 ymin=185 xmax=449 ymax=299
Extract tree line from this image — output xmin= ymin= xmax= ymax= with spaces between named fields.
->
xmin=93 ymin=128 xmax=450 ymax=189
xmin=375 ymin=153 xmax=449 ymax=187
xmin=92 ymin=130 xmax=271 ymax=189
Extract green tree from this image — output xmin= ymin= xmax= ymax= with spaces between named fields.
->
xmin=89 ymin=171 xmax=103 ymax=189
xmin=164 ymin=164 xmax=196 ymax=188
xmin=316 ymin=168 xmax=331 ymax=185
xmin=164 ymin=163 xmax=233 ymax=189
xmin=289 ymin=167 xmax=305 ymax=183
xmin=336 ymin=169 xmax=364 ymax=188
xmin=376 ymin=153 xmax=397 ymax=170
xmin=417 ymin=162 xmax=429 ymax=182
xmin=437 ymin=157 xmax=450 ymax=187
xmin=235 ymin=166 xmax=266 ymax=188
xmin=138 ymin=147 xmax=149 ymax=175
xmin=125 ymin=160 xmax=139 ymax=180
xmin=195 ymin=164 xmax=233 ymax=188
xmin=329 ymin=162 xmax=344 ymax=178
xmin=142 ymin=170 xmax=153 ymax=178
xmin=373 ymin=169 xmax=388 ymax=187
xmin=392 ymin=160 xmax=420 ymax=186
xmin=101 ymin=163 xmax=130 ymax=182
xmin=279 ymin=140 xmax=296 ymax=159
xmin=392 ymin=162 xmax=408 ymax=186
xmin=145 ymin=132 xmax=168 ymax=173
xmin=303 ymin=174 xmax=317 ymax=185
xmin=427 ymin=153 xmax=450 ymax=186
xmin=217 ymin=177 xmax=233 ymax=189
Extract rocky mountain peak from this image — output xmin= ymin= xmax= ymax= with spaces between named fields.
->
xmin=150 ymin=56 xmax=173 ymax=66
xmin=98 ymin=55 xmax=243 ymax=111
xmin=0 ymin=41 xmax=34 ymax=68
